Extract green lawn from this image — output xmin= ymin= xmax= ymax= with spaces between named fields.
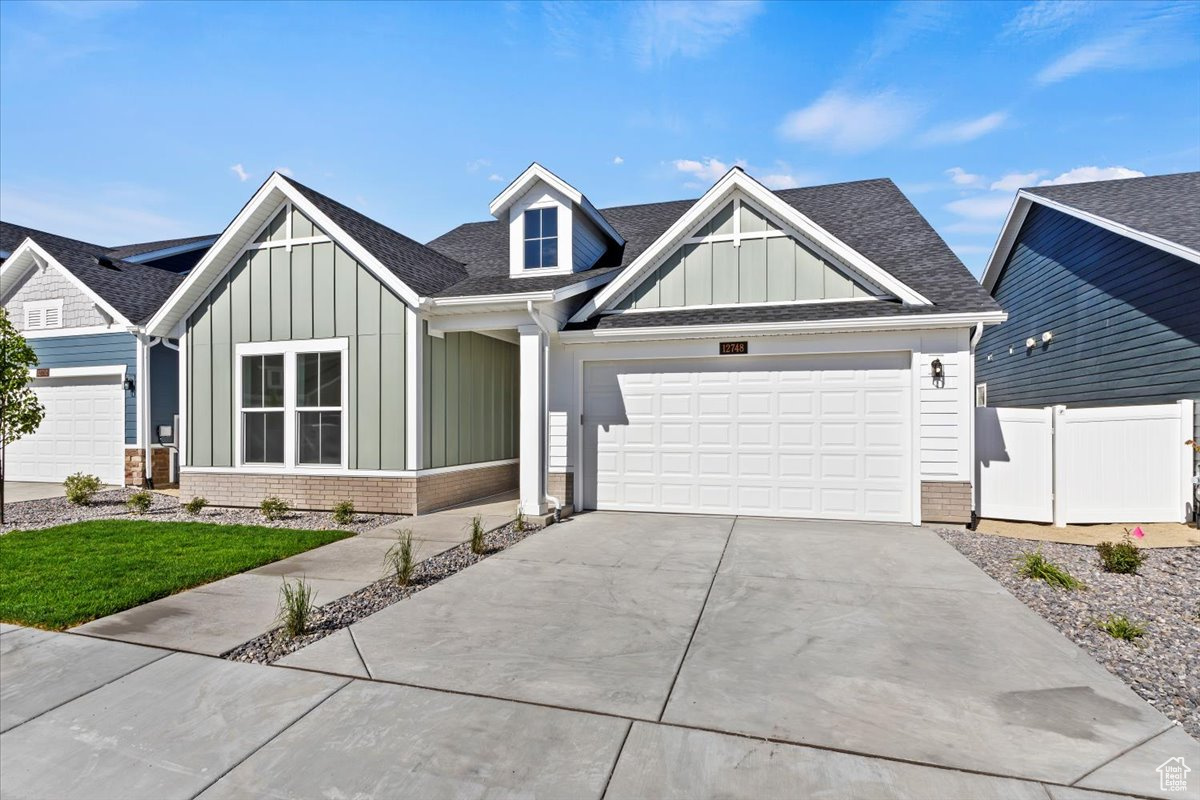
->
xmin=0 ymin=520 xmax=352 ymax=630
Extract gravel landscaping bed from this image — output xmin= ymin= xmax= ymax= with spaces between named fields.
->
xmin=938 ymin=528 xmax=1200 ymax=737
xmin=0 ymin=488 xmax=400 ymax=535
xmin=224 ymin=519 xmax=542 ymax=665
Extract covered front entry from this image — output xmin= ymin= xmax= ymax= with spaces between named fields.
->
xmin=4 ymin=374 xmax=126 ymax=485
xmin=580 ymin=353 xmax=912 ymax=521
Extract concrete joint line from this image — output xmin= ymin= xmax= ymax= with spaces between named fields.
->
xmin=1065 ymin=722 xmax=1178 ymax=787
xmin=346 ymin=626 xmax=374 ymax=679
xmin=656 ymin=515 xmax=738 ymax=723
xmin=0 ymin=649 xmax=174 ymax=735
xmin=598 ymin=719 xmax=635 ymax=800
xmin=185 ymin=677 xmax=353 ymax=800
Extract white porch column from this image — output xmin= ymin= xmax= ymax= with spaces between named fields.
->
xmin=518 ymin=324 xmax=548 ymax=516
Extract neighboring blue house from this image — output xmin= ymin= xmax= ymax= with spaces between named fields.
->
xmin=976 ymin=172 xmax=1199 ymax=474
xmin=0 ymin=222 xmax=214 ymax=487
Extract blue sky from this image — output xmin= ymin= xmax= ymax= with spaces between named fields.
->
xmin=1 ymin=0 xmax=1197 ymax=274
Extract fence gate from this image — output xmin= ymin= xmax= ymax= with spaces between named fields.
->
xmin=976 ymin=401 xmax=1195 ymax=526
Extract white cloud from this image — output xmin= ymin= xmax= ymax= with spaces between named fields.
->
xmin=1003 ymin=1 xmax=1095 ymax=39
xmin=1037 ymin=166 xmax=1145 ymax=186
xmin=944 ymin=220 xmax=1005 ymax=235
xmin=945 ymin=194 xmax=1014 ymax=221
xmin=612 ymin=156 xmax=624 ymax=165
xmin=36 ymin=1 xmax=139 ymax=20
xmin=778 ymin=89 xmax=921 ymax=153
xmin=672 ymin=157 xmax=743 ymax=183
xmin=990 ymin=171 xmax=1043 ymax=192
xmin=487 ymin=173 xmax=503 ymax=182
xmin=761 ymin=173 xmax=801 ymax=190
xmin=630 ymin=0 xmax=763 ymax=67
xmin=230 ymin=163 xmax=250 ymax=182
xmin=946 ymin=167 xmax=984 ymax=187
xmin=867 ymin=0 xmax=955 ymax=62
xmin=922 ymin=111 xmax=1008 ymax=145
xmin=1035 ymin=4 xmax=1199 ymax=84
xmin=275 ymin=167 xmax=294 ymax=177
xmin=465 ymin=158 xmax=491 ymax=173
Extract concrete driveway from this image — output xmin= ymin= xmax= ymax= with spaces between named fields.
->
xmin=2 ymin=514 xmax=1197 ymax=799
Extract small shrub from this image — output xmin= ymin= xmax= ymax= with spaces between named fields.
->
xmin=1096 ymin=532 xmax=1144 ymax=575
xmin=1097 ymin=614 xmax=1146 ymax=642
xmin=183 ymin=496 xmax=208 ymax=515
xmin=126 ymin=490 xmax=153 ymax=515
xmin=469 ymin=514 xmax=486 ymax=555
xmin=63 ymin=473 xmax=103 ymax=506
xmin=515 ymin=505 xmax=526 ymax=532
xmin=278 ymin=578 xmax=317 ymax=638
xmin=332 ymin=500 xmax=356 ymax=525
xmin=1018 ymin=549 xmax=1084 ymax=590
xmin=260 ymin=496 xmax=291 ymax=521
xmin=384 ymin=529 xmax=416 ymax=586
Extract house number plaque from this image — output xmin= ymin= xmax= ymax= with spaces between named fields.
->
xmin=718 ymin=341 xmax=748 ymax=355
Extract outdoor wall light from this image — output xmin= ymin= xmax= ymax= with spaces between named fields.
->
xmin=930 ymin=358 xmax=944 ymax=380
xmin=123 ymin=378 xmax=136 ymax=392
xmin=1026 ymin=337 xmax=1037 ymax=349
xmin=1042 ymin=331 xmax=1053 ymax=343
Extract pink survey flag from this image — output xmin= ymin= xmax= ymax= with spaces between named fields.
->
xmin=1130 ymin=526 xmax=1145 ymax=539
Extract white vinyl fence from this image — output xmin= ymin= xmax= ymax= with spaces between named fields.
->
xmin=976 ymin=400 xmax=1195 ymax=526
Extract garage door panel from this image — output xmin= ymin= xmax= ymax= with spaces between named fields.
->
xmin=583 ymin=353 xmax=911 ymax=522
xmin=5 ymin=375 xmax=124 ymax=485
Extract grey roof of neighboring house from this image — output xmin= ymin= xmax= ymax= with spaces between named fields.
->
xmin=431 ymin=178 xmax=999 ymax=325
xmin=1024 ymin=172 xmax=1200 ymax=254
xmin=0 ymin=221 xmax=185 ymax=323
xmin=282 ymin=175 xmax=469 ymax=297
xmin=107 ymin=234 xmax=218 ymax=260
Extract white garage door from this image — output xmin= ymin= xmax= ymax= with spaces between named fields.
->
xmin=4 ymin=375 xmax=125 ymax=485
xmin=582 ymin=353 xmax=912 ymax=521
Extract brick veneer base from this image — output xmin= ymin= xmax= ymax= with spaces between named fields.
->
xmin=921 ymin=481 xmax=972 ymax=524
xmin=180 ymin=461 xmax=517 ymax=516
xmin=548 ymin=471 xmax=574 ymax=513
xmin=124 ymin=446 xmax=173 ymax=488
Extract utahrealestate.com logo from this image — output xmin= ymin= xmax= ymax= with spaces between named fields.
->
xmin=1157 ymin=757 xmax=1190 ymax=793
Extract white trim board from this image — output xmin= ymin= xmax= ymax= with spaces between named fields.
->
xmin=181 ymin=457 xmax=517 ymax=480
xmin=27 ymin=364 xmax=126 ymax=379
xmin=981 ymin=190 xmax=1200 ymax=292
xmin=571 ymin=168 xmax=932 ymax=324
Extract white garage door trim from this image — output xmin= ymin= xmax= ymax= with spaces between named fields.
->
xmin=4 ymin=373 xmax=126 ymax=486
xmin=580 ymin=352 xmax=913 ymax=522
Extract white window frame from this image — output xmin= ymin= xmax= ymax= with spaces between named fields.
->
xmin=522 ymin=206 xmax=560 ymax=270
xmin=234 ymin=338 xmax=349 ymax=471
xmin=976 ymin=382 xmax=988 ymax=407
xmin=24 ymin=298 xmax=64 ymax=330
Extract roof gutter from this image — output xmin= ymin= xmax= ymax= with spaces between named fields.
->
xmin=558 ymin=310 xmax=1008 ymax=344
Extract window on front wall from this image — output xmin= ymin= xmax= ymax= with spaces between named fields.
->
xmin=237 ymin=342 xmax=346 ymax=468
xmin=523 ymin=207 xmax=558 ymax=269
xmin=242 ymin=355 xmax=285 ymax=463
xmin=296 ymin=351 xmax=342 ymax=465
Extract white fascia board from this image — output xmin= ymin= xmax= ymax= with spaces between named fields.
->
xmin=121 ymin=237 xmax=219 ymax=264
xmin=1 ymin=239 xmax=134 ymax=328
xmin=488 ymin=163 xmax=624 ymax=246
xmin=979 ymin=194 xmax=1029 ymax=293
xmin=146 ymin=173 xmax=423 ymax=336
xmin=423 ymin=271 xmax=617 ymax=312
xmin=569 ymin=169 xmax=932 ymax=324
xmin=558 ymin=310 xmax=1007 ymax=344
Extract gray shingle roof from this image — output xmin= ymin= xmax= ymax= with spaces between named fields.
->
xmin=1024 ymin=172 xmax=1200 ymax=254
xmin=282 ymin=175 xmax=468 ymax=296
xmin=0 ymin=221 xmax=185 ymax=323
xmin=431 ymin=178 xmax=999 ymax=322
xmin=107 ymin=234 xmax=218 ymax=260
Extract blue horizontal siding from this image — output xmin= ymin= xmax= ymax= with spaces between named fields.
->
xmin=976 ymin=204 xmax=1199 ymax=464
xmin=29 ymin=332 xmax=138 ymax=445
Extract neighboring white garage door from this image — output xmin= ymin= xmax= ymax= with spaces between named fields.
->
xmin=582 ymin=353 xmax=912 ymax=522
xmin=4 ymin=375 xmax=125 ymax=485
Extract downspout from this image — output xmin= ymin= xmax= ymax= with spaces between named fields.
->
xmin=526 ymin=301 xmax=561 ymax=520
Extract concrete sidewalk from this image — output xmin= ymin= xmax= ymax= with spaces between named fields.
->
xmin=70 ymin=492 xmax=517 ymax=655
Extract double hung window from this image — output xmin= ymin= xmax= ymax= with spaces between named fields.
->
xmin=523 ymin=207 xmax=558 ymax=269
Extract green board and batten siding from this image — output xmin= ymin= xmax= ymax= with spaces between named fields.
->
xmin=187 ymin=240 xmax=408 ymax=469
xmin=422 ymin=329 xmax=519 ymax=469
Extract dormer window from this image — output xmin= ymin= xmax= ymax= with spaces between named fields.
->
xmin=523 ymin=208 xmax=558 ymax=269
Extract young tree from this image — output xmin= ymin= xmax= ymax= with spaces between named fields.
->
xmin=1 ymin=308 xmax=45 ymax=524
